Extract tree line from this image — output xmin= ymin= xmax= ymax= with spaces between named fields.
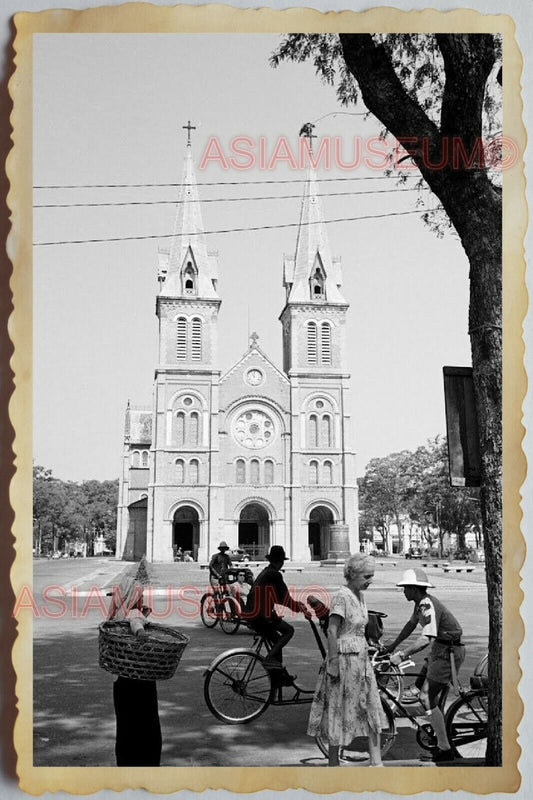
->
xmin=33 ymin=465 xmax=118 ymax=556
xmin=358 ymin=436 xmax=481 ymax=557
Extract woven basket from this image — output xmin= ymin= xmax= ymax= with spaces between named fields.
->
xmin=99 ymin=620 xmax=189 ymax=681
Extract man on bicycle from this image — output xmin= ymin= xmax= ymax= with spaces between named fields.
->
xmin=209 ymin=541 xmax=233 ymax=588
xmin=383 ymin=568 xmax=465 ymax=763
xmin=245 ymin=545 xmax=310 ymax=680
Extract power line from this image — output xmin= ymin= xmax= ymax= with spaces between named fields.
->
xmin=34 ymin=185 xmax=428 ymax=209
xmin=34 ymin=207 xmax=433 ymax=246
xmin=33 ymin=173 xmax=420 ymax=190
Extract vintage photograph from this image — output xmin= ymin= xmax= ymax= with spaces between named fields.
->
xmin=10 ymin=8 xmax=524 ymax=793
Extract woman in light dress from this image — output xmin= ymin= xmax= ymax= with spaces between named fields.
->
xmin=307 ymin=553 xmax=385 ymax=766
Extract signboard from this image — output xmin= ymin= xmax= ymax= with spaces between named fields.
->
xmin=443 ymin=366 xmax=482 ymax=487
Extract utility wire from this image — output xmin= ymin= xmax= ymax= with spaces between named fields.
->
xmin=34 ymin=185 xmax=428 ymax=209
xmin=34 ymin=207 xmax=432 ymax=246
xmin=34 ymin=173 xmax=419 ymax=190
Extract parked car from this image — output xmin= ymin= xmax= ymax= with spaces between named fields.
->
xmin=405 ymin=547 xmax=422 ymax=559
xmin=228 ymin=547 xmax=250 ymax=562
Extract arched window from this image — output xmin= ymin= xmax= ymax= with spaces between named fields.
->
xmin=309 ymin=414 xmax=318 ymax=448
xmin=323 ymin=460 xmax=333 ymax=484
xmin=183 ymin=261 xmax=196 ymax=294
xmin=309 ymin=460 xmax=318 ymax=485
xmin=190 ymin=412 xmax=199 ymax=446
xmin=311 ymin=267 xmax=325 ymax=298
xmin=141 ymin=450 xmax=149 ymax=467
xmin=264 ymin=459 xmax=274 ymax=485
xmin=250 ymin=459 xmax=260 ymax=484
xmin=177 ymin=317 xmax=187 ymax=360
xmin=322 ymin=414 xmax=332 ymax=448
xmin=176 ymin=459 xmax=185 ymax=484
xmin=236 ymin=459 xmax=246 ymax=485
xmin=190 ymin=459 xmax=199 ymax=485
xmin=176 ymin=412 xmax=185 ymax=446
xmin=307 ymin=321 xmax=317 ymax=364
xmin=131 ymin=451 xmax=140 ymax=467
xmin=321 ymin=322 xmax=331 ymax=365
xmin=191 ymin=318 xmax=202 ymax=361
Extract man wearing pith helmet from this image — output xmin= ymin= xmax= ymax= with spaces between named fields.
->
xmin=208 ymin=541 xmax=233 ymax=587
xmin=383 ymin=567 xmax=465 ymax=763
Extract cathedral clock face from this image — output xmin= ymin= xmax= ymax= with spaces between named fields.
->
xmin=246 ymin=368 xmax=264 ymax=387
xmin=233 ymin=409 xmax=275 ymax=449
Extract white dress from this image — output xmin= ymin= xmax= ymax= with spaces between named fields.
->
xmin=307 ymin=586 xmax=385 ymax=746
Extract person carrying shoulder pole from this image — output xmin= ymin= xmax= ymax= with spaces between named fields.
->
xmin=382 ymin=568 xmax=465 ymax=763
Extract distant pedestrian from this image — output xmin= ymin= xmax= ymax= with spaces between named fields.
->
xmin=307 ymin=553 xmax=385 ymax=766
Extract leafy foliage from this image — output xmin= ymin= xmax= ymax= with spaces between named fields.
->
xmin=359 ymin=436 xmax=481 ymax=555
xmin=33 ymin=465 xmax=118 ymax=555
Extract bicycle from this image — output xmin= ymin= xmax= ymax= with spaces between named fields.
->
xmin=200 ymin=584 xmax=241 ymax=635
xmin=203 ymin=606 xmax=396 ymax=764
xmin=361 ymin=651 xmax=488 ymax=763
xmin=444 ymin=653 xmax=488 ymax=760
xmin=200 ymin=567 xmax=255 ymax=635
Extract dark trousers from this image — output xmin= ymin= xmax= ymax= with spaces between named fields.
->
xmin=113 ymin=677 xmax=162 ymax=766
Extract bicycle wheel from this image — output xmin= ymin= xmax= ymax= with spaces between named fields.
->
xmin=446 ymin=689 xmax=488 ymax=760
xmin=204 ymin=650 xmax=274 ymax=723
xmin=200 ymin=593 xmax=218 ymax=628
xmin=315 ymin=698 xmax=396 ymax=764
xmin=375 ymin=662 xmax=403 ymax=702
xmin=219 ymin=596 xmax=241 ymax=635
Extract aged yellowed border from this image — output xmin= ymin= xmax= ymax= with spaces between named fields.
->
xmin=7 ymin=3 xmax=526 ymax=794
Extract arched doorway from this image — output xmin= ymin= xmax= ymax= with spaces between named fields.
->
xmin=238 ymin=503 xmax=270 ymax=560
xmin=173 ymin=506 xmax=200 ymax=561
xmin=308 ymin=506 xmax=334 ymax=560
xmin=124 ymin=497 xmax=147 ymax=561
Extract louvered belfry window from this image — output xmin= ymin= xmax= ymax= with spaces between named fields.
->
xmin=321 ymin=322 xmax=331 ymax=364
xmin=177 ymin=317 xmax=187 ymax=360
xmin=191 ymin=318 xmax=202 ymax=360
xmin=307 ymin=321 xmax=317 ymax=364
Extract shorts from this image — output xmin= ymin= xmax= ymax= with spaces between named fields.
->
xmin=427 ymin=642 xmax=465 ymax=685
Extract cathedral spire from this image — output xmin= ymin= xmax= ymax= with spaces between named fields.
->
xmin=284 ymin=164 xmax=345 ymax=304
xmin=159 ymin=131 xmax=218 ymax=299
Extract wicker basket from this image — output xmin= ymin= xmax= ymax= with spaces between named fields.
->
xmin=99 ymin=620 xmax=189 ymax=681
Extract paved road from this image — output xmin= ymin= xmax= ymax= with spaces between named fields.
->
xmin=32 ymin=558 xmax=488 ymax=767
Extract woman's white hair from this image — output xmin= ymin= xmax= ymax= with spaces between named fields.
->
xmin=344 ymin=553 xmax=375 ymax=581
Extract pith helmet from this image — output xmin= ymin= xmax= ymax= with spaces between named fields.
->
xmin=396 ymin=568 xmax=434 ymax=588
xmin=218 ymin=541 xmax=229 ymax=551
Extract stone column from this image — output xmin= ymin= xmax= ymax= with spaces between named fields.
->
xmin=326 ymin=523 xmax=351 ymax=563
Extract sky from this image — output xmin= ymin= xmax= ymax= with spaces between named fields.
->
xmin=33 ymin=33 xmax=474 ymax=481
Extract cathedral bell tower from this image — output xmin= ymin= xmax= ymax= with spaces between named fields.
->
xmin=147 ymin=127 xmax=221 ymax=562
xmin=280 ymin=157 xmax=358 ymax=561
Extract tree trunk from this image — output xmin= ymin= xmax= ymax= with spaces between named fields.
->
xmin=339 ymin=33 xmax=502 ymax=764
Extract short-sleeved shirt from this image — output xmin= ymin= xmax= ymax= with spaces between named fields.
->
xmin=246 ymin=564 xmax=296 ymax=623
xmin=413 ymin=593 xmax=462 ymax=643
xmin=209 ymin=551 xmax=232 ymax=580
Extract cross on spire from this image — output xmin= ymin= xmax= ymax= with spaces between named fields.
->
xmin=182 ymin=120 xmax=197 ymax=146
xmin=250 ymin=331 xmax=259 ymax=348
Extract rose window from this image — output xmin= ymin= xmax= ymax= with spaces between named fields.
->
xmin=233 ymin=409 xmax=275 ymax=449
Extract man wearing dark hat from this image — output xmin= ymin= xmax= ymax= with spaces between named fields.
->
xmin=209 ymin=541 xmax=233 ymax=588
xmin=245 ymin=545 xmax=310 ymax=679
xmin=383 ymin=568 xmax=465 ymax=762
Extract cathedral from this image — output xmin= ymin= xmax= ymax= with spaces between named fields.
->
xmin=116 ymin=135 xmax=358 ymax=563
